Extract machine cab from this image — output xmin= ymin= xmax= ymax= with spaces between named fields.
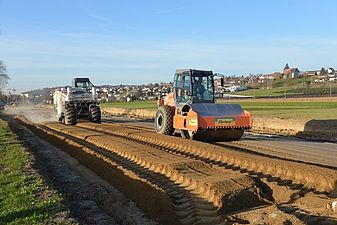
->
xmin=173 ymin=69 xmax=215 ymax=105
xmin=72 ymin=78 xmax=94 ymax=90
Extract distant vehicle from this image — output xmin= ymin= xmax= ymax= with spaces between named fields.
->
xmin=154 ymin=69 xmax=252 ymax=141
xmin=53 ymin=78 xmax=101 ymax=125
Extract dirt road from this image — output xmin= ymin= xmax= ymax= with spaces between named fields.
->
xmin=3 ymin=105 xmax=337 ymax=225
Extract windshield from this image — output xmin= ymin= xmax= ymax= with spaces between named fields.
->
xmin=74 ymin=79 xmax=93 ymax=89
xmin=192 ymin=75 xmax=214 ymax=102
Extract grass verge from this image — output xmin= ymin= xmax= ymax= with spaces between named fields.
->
xmin=0 ymin=118 xmax=66 ymax=225
xmin=101 ymin=101 xmax=157 ymax=110
xmin=221 ymin=100 xmax=337 ymax=120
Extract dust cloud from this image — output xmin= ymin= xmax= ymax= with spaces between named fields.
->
xmin=4 ymin=104 xmax=55 ymax=123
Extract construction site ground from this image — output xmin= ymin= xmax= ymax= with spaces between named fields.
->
xmin=1 ymin=105 xmax=337 ymax=225
xmin=101 ymin=99 xmax=337 ymax=140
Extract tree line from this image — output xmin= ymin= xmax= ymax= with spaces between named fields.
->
xmin=1 ymin=28 xmax=10 ymax=100
xmin=0 ymin=60 xmax=10 ymax=98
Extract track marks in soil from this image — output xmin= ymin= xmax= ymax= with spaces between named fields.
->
xmin=21 ymin=120 xmax=273 ymax=224
xmin=44 ymin=123 xmax=270 ymax=222
xmin=79 ymin=122 xmax=337 ymax=194
xmin=17 ymin=117 xmax=337 ymax=225
xmin=76 ymin=122 xmax=337 ymax=224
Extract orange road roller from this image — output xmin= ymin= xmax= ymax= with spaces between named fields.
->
xmin=154 ymin=69 xmax=252 ymax=141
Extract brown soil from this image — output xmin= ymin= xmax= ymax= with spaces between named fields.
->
xmin=41 ymin=121 xmax=270 ymax=222
xmin=18 ymin=118 xmax=337 ymax=224
xmin=102 ymin=107 xmax=156 ymax=119
xmin=4 ymin=115 xmax=157 ymax=225
xmin=4 ymin=106 xmax=337 ymax=225
xmin=79 ymin=122 xmax=337 ymax=194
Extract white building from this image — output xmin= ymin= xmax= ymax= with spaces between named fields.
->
xmin=225 ymin=85 xmax=248 ymax=92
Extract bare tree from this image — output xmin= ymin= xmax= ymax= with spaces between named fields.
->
xmin=0 ymin=60 xmax=10 ymax=92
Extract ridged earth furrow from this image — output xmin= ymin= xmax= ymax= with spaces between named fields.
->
xmin=78 ymin=122 xmax=327 ymax=194
xmin=15 ymin=116 xmax=337 ymax=225
xmin=18 ymin=117 xmax=337 ymax=224
xmin=77 ymin=122 xmax=337 ymax=194
xmin=20 ymin=120 xmax=220 ymax=224
xmin=42 ymin=122 xmax=263 ymax=225
xmin=82 ymin=136 xmax=264 ymax=212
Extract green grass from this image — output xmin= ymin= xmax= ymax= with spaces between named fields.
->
xmin=0 ymin=119 xmax=64 ymax=225
xmin=220 ymin=100 xmax=337 ymax=120
xmin=236 ymin=77 xmax=337 ymax=97
xmin=101 ymin=101 xmax=157 ymax=109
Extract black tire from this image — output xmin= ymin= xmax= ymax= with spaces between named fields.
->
xmin=213 ymin=129 xmax=244 ymax=142
xmin=181 ymin=129 xmax=244 ymax=142
xmin=64 ymin=106 xmax=77 ymax=125
xmin=155 ymin=105 xmax=174 ymax=135
xmin=90 ymin=105 xmax=101 ymax=123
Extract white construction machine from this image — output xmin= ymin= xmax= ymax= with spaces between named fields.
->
xmin=53 ymin=78 xmax=101 ymax=125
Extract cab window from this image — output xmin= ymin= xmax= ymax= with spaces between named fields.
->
xmin=175 ymin=73 xmax=191 ymax=104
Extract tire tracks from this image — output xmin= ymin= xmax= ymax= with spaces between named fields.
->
xmin=17 ymin=118 xmax=337 ymax=225
xmin=77 ymin=122 xmax=337 ymax=195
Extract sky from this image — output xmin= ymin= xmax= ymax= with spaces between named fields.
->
xmin=1 ymin=0 xmax=337 ymax=93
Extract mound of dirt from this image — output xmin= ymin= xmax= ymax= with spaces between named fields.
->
xmin=103 ymin=107 xmax=156 ymax=119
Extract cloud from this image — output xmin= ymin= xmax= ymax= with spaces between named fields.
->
xmin=89 ymin=14 xmax=111 ymax=23
xmin=155 ymin=6 xmax=186 ymax=14
xmin=87 ymin=12 xmax=142 ymax=32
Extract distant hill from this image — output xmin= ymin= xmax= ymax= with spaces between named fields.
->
xmin=234 ymin=76 xmax=337 ymax=98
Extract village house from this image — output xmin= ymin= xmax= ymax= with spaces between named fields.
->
xmin=283 ymin=68 xmax=301 ymax=79
xmin=303 ymin=70 xmax=320 ymax=77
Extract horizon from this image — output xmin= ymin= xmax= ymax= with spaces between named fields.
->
xmin=1 ymin=0 xmax=337 ymax=93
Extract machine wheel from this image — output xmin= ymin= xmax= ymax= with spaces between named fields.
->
xmin=64 ymin=106 xmax=77 ymax=125
xmin=181 ymin=129 xmax=244 ymax=142
xmin=213 ymin=129 xmax=244 ymax=142
xmin=155 ymin=105 xmax=174 ymax=135
xmin=90 ymin=106 xmax=101 ymax=123
xmin=180 ymin=130 xmax=214 ymax=141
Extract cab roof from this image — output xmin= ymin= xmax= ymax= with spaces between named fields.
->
xmin=73 ymin=78 xmax=90 ymax=82
xmin=175 ymin=69 xmax=213 ymax=76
